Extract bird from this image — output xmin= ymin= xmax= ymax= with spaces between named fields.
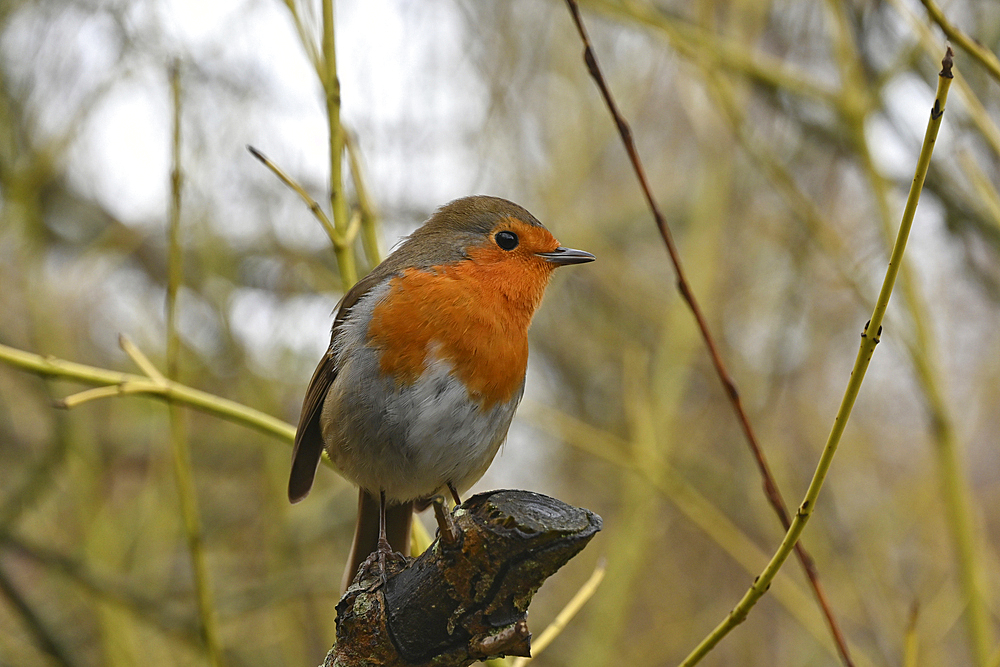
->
xmin=288 ymin=195 xmax=594 ymax=589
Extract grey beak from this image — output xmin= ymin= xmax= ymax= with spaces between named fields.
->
xmin=536 ymin=247 xmax=596 ymax=266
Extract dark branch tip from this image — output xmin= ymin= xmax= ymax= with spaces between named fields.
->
xmin=940 ymin=46 xmax=954 ymax=78
xmin=246 ymin=145 xmax=266 ymax=162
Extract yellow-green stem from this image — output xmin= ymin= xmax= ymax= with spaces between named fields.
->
xmin=246 ymin=145 xmax=341 ymax=248
xmin=918 ymin=0 xmax=1000 ymax=83
xmin=903 ymin=604 xmax=919 ymax=667
xmin=678 ymin=51 xmax=954 ymax=667
xmin=322 ymin=0 xmax=356 ymax=288
xmin=166 ymin=64 xmax=225 ymax=667
xmin=840 ymin=28 xmax=993 ymax=662
xmin=345 ymin=131 xmax=382 ymax=266
xmin=824 ymin=5 xmax=994 ymax=659
xmin=0 ymin=342 xmax=296 ymax=441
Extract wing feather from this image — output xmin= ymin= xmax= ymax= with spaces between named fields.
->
xmin=287 ymin=265 xmax=396 ymax=503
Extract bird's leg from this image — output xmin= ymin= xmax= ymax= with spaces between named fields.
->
xmin=377 ymin=489 xmax=393 ymax=554
xmin=431 ymin=496 xmax=460 ymax=546
xmin=375 ymin=489 xmax=393 ymax=584
xmin=447 ymin=481 xmax=462 ymax=506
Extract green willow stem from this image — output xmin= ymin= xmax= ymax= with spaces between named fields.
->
xmin=165 ymin=64 xmax=225 ymax=667
xmin=918 ymin=0 xmax=1000 ymax=84
xmin=679 ymin=48 xmax=954 ymax=667
xmin=0 ymin=342 xmax=296 ymax=443
xmin=322 ymin=0 xmax=356 ymax=288
xmin=344 ymin=131 xmax=382 ymax=267
xmin=246 ymin=145 xmax=342 ymax=249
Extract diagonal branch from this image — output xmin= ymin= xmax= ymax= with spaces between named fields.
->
xmin=919 ymin=0 xmax=1000 ymax=84
xmin=679 ymin=48 xmax=955 ymax=666
xmin=562 ymin=2 xmax=854 ymax=664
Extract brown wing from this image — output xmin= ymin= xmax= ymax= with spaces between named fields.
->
xmin=287 ymin=261 xmax=403 ymax=503
xmin=287 ymin=342 xmax=338 ymax=503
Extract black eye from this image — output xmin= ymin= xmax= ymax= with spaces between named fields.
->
xmin=495 ymin=231 xmax=519 ymax=250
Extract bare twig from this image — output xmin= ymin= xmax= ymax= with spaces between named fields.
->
xmin=561 ymin=2 xmax=855 ymax=664
xmin=166 ymin=63 xmax=225 ymax=667
xmin=679 ymin=48 xmax=954 ymax=666
xmin=919 ymin=0 xmax=1000 ymax=83
xmin=344 ymin=130 xmax=382 ymax=267
xmin=508 ymin=559 xmax=606 ymax=667
xmin=120 ymin=333 xmax=166 ymax=384
xmin=321 ymin=0 xmax=357 ymax=287
xmin=246 ymin=145 xmax=343 ymax=248
xmin=0 ymin=342 xmax=296 ymax=442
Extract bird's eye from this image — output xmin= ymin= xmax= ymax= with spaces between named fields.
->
xmin=495 ymin=231 xmax=519 ymax=250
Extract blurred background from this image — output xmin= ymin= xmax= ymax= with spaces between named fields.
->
xmin=2 ymin=0 xmax=1000 ymax=665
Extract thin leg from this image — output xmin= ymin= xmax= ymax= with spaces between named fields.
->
xmin=377 ymin=489 xmax=392 ymax=554
xmin=432 ymin=496 xmax=460 ymax=546
xmin=348 ymin=490 xmax=411 ymax=592
xmin=447 ymin=482 xmax=462 ymax=506
xmin=375 ymin=489 xmax=392 ymax=584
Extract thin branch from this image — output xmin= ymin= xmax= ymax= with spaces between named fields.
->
xmin=246 ymin=144 xmax=343 ymax=248
xmin=524 ymin=401 xmax=878 ymax=667
xmin=344 ymin=130 xmax=382 ymax=266
xmin=321 ymin=0 xmax=357 ymax=288
xmin=281 ymin=0 xmax=324 ymax=80
xmin=60 ymin=384 xmax=130 ymax=408
xmin=120 ymin=333 xmax=166 ymax=385
xmin=507 ymin=559 xmax=606 ymax=667
xmin=561 ymin=2 xmax=855 ymax=664
xmin=268 ymin=0 xmax=361 ymax=287
xmin=892 ymin=0 xmax=1000 ymax=157
xmin=918 ymin=0 xmax=1000 ymax=83
xmin=0 ymin=563 xmax=78 ymax=667
xmin=166 ymin=62 xmax=225 ymax=667
xmin=840 ymin=48 xmax=995 ymax=667
xmin=679 ymin=48 xmax=954 ymax=666
xmin=0 ymin=342 xmax=296 ymax=442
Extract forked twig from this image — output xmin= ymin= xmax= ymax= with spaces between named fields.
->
xmin=562 ymin=2 xmax=854 ymax=664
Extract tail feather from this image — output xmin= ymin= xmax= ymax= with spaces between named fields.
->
xmin=341 ymin=489 xmax=413 ymax=592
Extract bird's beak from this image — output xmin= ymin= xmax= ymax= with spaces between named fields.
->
xmin=536 ymin=247 xmax=596 ymax=266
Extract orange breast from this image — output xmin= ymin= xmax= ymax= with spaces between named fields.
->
xmin=366 ymin=255 xmax=553 ymax=408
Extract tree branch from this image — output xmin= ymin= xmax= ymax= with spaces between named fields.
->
xmin=327 ymin=490 xmax=602 ymax=667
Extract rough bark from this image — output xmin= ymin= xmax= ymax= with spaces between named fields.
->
xmin=325 ymin=489 xmax=602 ymax=667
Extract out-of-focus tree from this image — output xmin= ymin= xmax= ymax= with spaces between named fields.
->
xmin=1 ymin=0 xmax=999 ymax=665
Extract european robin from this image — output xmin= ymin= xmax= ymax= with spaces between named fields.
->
xmin=288 ymin=195 xmax=594 ymax=588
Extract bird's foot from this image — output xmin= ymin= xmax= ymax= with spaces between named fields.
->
xmin=357 ymin=539 xmax=408 ymax=592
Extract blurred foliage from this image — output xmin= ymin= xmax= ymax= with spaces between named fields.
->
xmin=2 ymin=0 xmax=1000 ymax=666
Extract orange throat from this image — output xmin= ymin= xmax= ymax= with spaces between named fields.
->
xmin=367 ymin=258 xmax=553 ymax=408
